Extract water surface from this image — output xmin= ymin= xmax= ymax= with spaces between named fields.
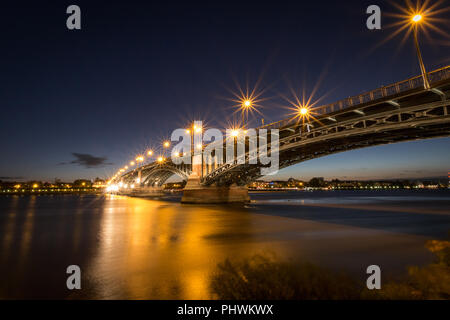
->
xmin=0 ymin=190 xmax=449 ymax=299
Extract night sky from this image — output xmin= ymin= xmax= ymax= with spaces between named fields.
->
xmin=1 ymin=0 xmax=449 ymax=182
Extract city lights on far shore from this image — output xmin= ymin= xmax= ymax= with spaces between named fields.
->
xmin=157 ymin=156 xmax=164 ymax=163
xmin=147 ymin=150 xmax=153 ymax=156
xmin=163 ymin=141 xmax=170 ymax=148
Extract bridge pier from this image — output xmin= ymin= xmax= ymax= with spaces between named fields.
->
xmin=181 ymin=173 xmax=250 ymax=204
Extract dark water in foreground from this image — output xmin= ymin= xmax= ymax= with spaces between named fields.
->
xmin=0 ymin=190 xmax=449 ymax=299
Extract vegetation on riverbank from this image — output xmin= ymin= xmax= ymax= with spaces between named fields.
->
xmin=211 ymin=240 xmax=450 ymax=300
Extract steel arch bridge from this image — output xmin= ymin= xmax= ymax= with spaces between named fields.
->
xmin=114 ymin=66 xmax=450 ymax=191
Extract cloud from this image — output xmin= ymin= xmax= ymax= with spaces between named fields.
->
xmin=0 ymin=176 xmax=24 ymax=180
xmin=67 ymin=153 xmax=113 ymax=168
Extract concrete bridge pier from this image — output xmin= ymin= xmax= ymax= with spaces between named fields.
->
xmin=181 ymin=172 xmax=250 ymax=204
xmin=129 ymin=185 xmax=164 ymax=197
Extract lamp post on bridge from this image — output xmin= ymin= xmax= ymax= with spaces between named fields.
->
xmin=411 ymin=14 xmax=430 ymax=90
xmin=241 ymin=99 xmax=252 ymax=129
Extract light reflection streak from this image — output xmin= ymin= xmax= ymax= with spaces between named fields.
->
xmin=89 ymin=195 xmax=258 ymax=299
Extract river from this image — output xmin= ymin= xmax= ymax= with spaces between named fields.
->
xmin=0 ymin=190 xmax=449 ymax=299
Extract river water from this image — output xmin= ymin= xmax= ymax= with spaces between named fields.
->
xmin=0 ymin=190 xmax=449 ymax=299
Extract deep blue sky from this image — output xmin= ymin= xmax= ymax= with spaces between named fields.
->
xmin=0 ymin=0 xmax=449 ymax=182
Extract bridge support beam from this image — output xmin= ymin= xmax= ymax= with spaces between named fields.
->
xmin=181 ymin=173 xmax=250 ymax=204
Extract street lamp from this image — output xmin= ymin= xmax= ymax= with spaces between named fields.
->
xmin=412 ymin=14 xmax=422 ymax=22
xmin=299 ymin=107 xmax=309 ymax=116
xmin=241 ymin=99 xmax=252 ymax=129
xmin=411 ymin=13 xmax=430 ymax=89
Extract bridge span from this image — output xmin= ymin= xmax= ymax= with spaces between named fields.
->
xmin=110 ymin=66 xmax=450 ymax=203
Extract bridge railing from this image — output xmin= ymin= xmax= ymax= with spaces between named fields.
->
xmin=260 ymin=65 xmax=450 ymax=130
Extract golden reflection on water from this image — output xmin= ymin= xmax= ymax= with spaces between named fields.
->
xmin=89 ymin=195 xmax=270 ymax=299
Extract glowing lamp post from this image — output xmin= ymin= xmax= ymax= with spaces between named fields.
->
xmin=411 ymin=14 xmax=430 ymax=89
xmin=299 ymin=107 xmax=309 ymax=116
xmin=242 ymin=99 xmax=252 ymax=129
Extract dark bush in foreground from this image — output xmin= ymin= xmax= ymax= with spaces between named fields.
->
xmin=210 ymin=254 xmax=361 ymax=299
xmin=211 ymin=240 xmax=450 ymax=300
